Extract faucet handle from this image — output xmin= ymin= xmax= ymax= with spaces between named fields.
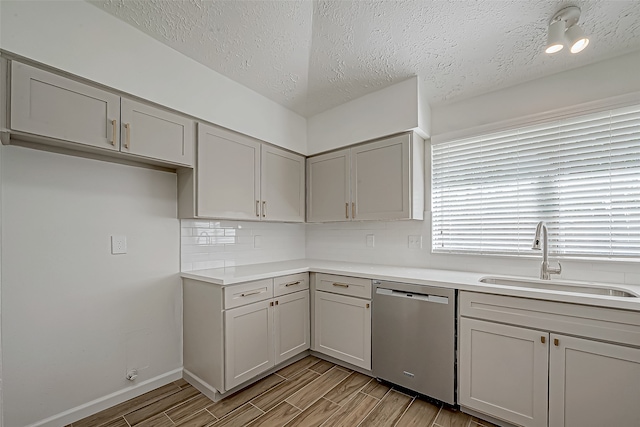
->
xmin=548 ymin=261 xmax=562 ymax=276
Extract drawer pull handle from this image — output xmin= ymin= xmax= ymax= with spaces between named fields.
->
xmin=554 ymin=338 xmax=559 ymax=346
xmin=366 ymin=303 xmax=370 ymax=308
xmin=256 ymin=200 xmax=260 ymax=217
xmin=275 ymin=300 xmax=279 ymax=305
xmin=124 ymin=122 xmax=131 ymax=149
xmin=285 ymin=281 xmax=301 ymax=287
xmin=541 ymin=336 xmax=546 ymax=344
xmin=240 ymin=290 xmax=262 ymax=297
xmin=110 ymin=119 xmax=117 ymax=146
xmin=333 ymin=283 xmax=349 ymax=288
xmin=270 ymin=301 xmax=274 ymax=306
xmin=345 ymin=202 xmax=349 ymax=219
xmin=262 ymin=201 xmax=267 ymax=217
xmin=352 ymin=202 xmax=356 ymax=219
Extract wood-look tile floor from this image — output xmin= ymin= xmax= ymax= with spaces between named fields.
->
xmin=68 ymin=356 xmax=498 ymax=427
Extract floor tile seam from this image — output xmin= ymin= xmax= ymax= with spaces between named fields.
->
xmin=354 ymin=391 xmax=387 ymax=427
xmin=249 ymin=402 xmax=267 ymax=414
xmin=391 ymin=396 xmax=416 ymax=427
xmin=171 ymin=408 xmax=215 ymax=426
xmin=249 ymin=400 xmax=300 ymax=426
xmin=283 ymin=397 xmax=339 ymax=427
xmin=286 ymin=366 xmax=351 ymax=411
xmin=164 ymin=394 xmax=207 ymax=423
xmin=431 ymin=407 xmax=443 ymax=427
xmin=121 ymin=387 xmax=188 ymax=423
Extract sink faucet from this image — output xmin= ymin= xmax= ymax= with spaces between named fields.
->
xmin=532 ymin=221 xmax=562 ymax=280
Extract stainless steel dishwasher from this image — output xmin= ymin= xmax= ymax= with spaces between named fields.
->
xmin=372 ymin=280 xmax=456 ymax=404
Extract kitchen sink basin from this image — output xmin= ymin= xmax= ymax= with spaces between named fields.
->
xmin=479 ymin=276 xmax=639 ymax=298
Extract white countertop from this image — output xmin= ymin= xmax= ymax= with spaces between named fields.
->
xmin=181 ymin=259 xmax=640 ymax=312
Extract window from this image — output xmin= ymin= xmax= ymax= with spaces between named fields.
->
xmin=431 ymin=104 xmax=640 ymax=259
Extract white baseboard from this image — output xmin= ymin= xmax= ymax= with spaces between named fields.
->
xmin=182 ymin=369 xmax=219 ymax=402
xmin=27 ymin=368 xmax=183 ymax=427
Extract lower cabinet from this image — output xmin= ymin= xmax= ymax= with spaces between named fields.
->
xmin=459 ymin=318 xmax=549 ymax=427
xmin=313 ymin=274 xmax=372 ymax=370
xmin=183 ymin=273 xmax=309 ymax=396
xmin=225 ymin=290 xmax=310 ymax=390
xmin=459 ymin=291 xmax=640 ymax=427
xmin=548 ymin=334 xmax=640 ymax=427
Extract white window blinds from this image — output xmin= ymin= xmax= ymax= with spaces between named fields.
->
xmin=431 ymin=104 xmax=640 ymax=258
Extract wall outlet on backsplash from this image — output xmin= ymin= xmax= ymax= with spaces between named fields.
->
xmin=366 ymin=234 xmax=375 ymax=248
xmin=408 ymin=235 xmax=422 ymax=249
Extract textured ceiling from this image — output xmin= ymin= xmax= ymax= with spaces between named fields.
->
xmin=90 ymin=0 xmax=640 ymax=117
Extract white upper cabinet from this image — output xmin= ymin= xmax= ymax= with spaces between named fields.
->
xmin=261 ymin=145 xmax=305 ymax=222
xmin=307 ymin=149 xmax=351 ymax=222
xmin=120 ymin=98 xmax=194 ymax=166
xmin=307 ymin=132 xmax=424 ymax=222
xmin=180 ymin=123 xmax=305 ymax=222
xmin=10 ymin=61 xmax=120 ymax=151
xmin=196 ymin=123 xmax=261 ymax=220
xmin=8 ymin=61 xmax=194 ymax=167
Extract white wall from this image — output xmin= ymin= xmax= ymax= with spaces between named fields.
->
xmin=0 ymin=0 xmax=307 ymax=154
xmin=1 ymin=146 xmax=182 ymax=427
xmin=181 ymin=219 xmax=306 ymax=271
xmin=431 ymin=51 xmax=640 ymax=137
xmin=307 ymin=77 xmax=429 ymax=154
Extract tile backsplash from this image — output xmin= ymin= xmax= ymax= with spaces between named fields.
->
xmin=181 ymin=219 xmax=306 ymax=271
xmin=181 ymin=217 xmax=640 ymax=286
xmin=305 ymin=213 xmax=640 ymax=286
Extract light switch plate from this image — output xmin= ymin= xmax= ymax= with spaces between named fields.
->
xmin=408 ymin=235 xmax=422 ymax=249
xmin=111 ymin=235 xmax=127 ymax=254
xmin=366 ymin=234 xmax=375 ymax=248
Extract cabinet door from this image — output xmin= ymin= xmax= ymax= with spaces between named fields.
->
xmin=197 ymin=124 xmax=261 ymax=219
xmin=307 ymin=149 xmax=351 ymax=222
xmin=10 ymin=61 xmax=120 ymax=150
xmin=459 ymin=318 xmax=548 ymax=427
xmin=274 ymin=291 xmax=310 ymax=365
xmin=351 ymin=134 xmax=410 ymax=220
xmin=549 ymin=334 xmax=640 ymax=427
xmin=120 ymin=98 xmax=194 ymax=166
xmin=261 ymin=145 xmax=305 ymax=222
xmin=224 ymin=300 xmax=274 ymax=390
xmin=314 ymin=291 xmax=371 ymax=370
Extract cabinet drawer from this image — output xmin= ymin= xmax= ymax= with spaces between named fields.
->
xmin=274 ymin=273 xmax=309 ymax=297
xmin=316 ymin=273 xmax=371 ymax=299
xmin=224 ymin=279 xmax=273 ymax=309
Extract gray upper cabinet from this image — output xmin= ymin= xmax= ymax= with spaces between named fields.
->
xmin=179 ymin=123 xmax=305 ymax=222
xmin=8 ymin=61 xmax=194 ymax=167
xmin=306 ymin=149 xmax=351 ymax=222
xmin=307 ymin=132 xmax=424 ymax=222
xmin=196 ymin=123 xmax=261 ymax=220
xmin=10 ymin=61 xmax=120 ymax=151
xmin=120 ymin=98 xmax=194 ymax=166
xmin=261 ymin=145 xmax=305 ymax=222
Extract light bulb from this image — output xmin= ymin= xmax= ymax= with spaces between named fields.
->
xmin=565 ymin=25 xmax=589 ymax=53
xmin=545 ymin=20 xmax=565 ymax=54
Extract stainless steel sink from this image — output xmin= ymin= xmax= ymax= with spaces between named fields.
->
xmin=479 ymin=276 xmax=639 ymax=298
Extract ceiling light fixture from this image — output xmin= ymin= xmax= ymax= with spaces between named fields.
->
xmin=544 ymin=6 xmax=589 ymax=54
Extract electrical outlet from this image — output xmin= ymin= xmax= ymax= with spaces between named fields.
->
xmin=408 ymin=235 xmax=422 ymax=249
xmin=366 ymin=234 xmax=375 ymax=248
xmin=111 ymin=235 xmax=127 ymax=254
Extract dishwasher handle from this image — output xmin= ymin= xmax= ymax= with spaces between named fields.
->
xmin=375 ymin=287 xmax=449 ymax=304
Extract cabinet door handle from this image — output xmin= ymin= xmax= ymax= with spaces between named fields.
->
xmin=554 ymin=338 xmax=559 ymax=346
xmin=352 ymin=202 xmax=356 ymax=219
xmin=262 ymin=201 xmax=266 ymax=217
xmin=332 ymin=283 xmax=349 ymax=288
xmin=275 ymin=300 xmax=279 ymax=306
xmin=270 ymin=301 xmax=274 ymax=307
xmin=240 ymin=290 xmax=262 ymax=297
xmin=124 ymin=123 xmax=131 ymax=149
xmin=345 ymin=202 xmax=349 ymax=219
xmin=541 ymin=336 xmax=546 ymax=344
xmin=110 ymin=119 xmax=117 ymax=146
xmin=284 ymin=281 xmax=301 ymax=287
xmin=256 ymin=200 xmax=260 ymax=217
xmin=366 ymin=303 xmax=370 ymax=308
